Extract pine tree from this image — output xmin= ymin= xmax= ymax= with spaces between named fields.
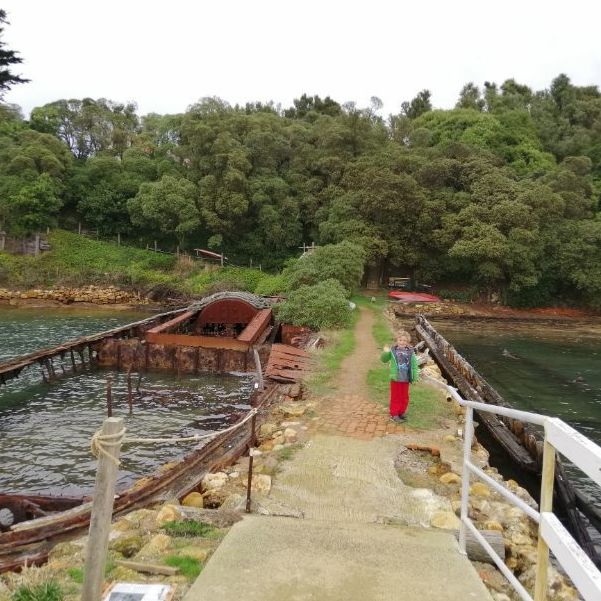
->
xmin=0 ymin=9 xmax=29 ymax=97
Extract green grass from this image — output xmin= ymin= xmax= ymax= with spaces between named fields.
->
xmin=164 ymin=555 xmax=202 ymax=580
xmin=275 ymin=443 xmax=301 ymax=461
xmin=161 ymin=520 xmax=218 ymax=538
xmin=11 ymin=583 xmax=63 ymax=601
xmin=306 ymin=308 xmax=359 ymax=394
xmin=0 ymin=229 xmax=278 ymax=297
xmin=65 ymin=568 xmax=83 ymax=584
xmin=367 ymin=367 xmax=452 ymax=429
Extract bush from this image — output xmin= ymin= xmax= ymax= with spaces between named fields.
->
xmin=285 ymin=241 xmax=366 ymax=296
xmin=188 ymin=267 xmax=267 ymax=294
xmin=276 ymin=279 xmax=352 ymax=329
xmin=437 ymin=287 xmax=478 ymax=303
xmin=254 ymin=272 xmax=290 ymax=296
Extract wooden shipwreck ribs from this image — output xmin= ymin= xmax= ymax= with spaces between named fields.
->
xmin=0 ymin=292 xmax=312 ymax=572
xmin=414 ymin=314 xmax=601 ymax=567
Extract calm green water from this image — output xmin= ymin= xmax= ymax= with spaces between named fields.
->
xmin=435 ymin=320 xmax=601 ymax=497
xmin=0 ymin=307 xmax=252 ymax=495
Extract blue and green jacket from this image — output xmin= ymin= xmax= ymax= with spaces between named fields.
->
xmin=380 ymin=346 xmax=420 ymax=383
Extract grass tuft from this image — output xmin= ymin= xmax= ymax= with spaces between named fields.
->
xmin=164 ymin=555 xmax=202 ymax=580
xmin=65 ymin=568 xmax=83 ymax=584
xmin=161 ymin=520 xmax=217 ymax=538
xmin=11 ymin=583 xmax=63 ymax=601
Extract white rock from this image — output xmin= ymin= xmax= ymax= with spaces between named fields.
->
xmin=251 ymin=474 xmax=272 ymax=495
xmin=229 ymin=471 xmax=240 ymax=479
xmin=201 ymin=471 xmax=228 ymax=490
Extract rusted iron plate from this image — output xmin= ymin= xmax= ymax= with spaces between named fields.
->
xmin=145 ymin=310 xmax=196 ymax=335
xmin=145 ymin=334 xmax=250 ymax=351
xmin=265 ymin=343 xmax=312 ymax=382
xmin=197 ymin=299 xmax=258 ymax=328
xmin=237 ymin=309 xmax=272 ymax=344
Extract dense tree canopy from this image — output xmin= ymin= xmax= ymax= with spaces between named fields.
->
xmin=2 ymin=75 xmax=601 ymax=306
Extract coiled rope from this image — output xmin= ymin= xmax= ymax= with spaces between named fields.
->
xmin=90 ymin=408 xmax=259 ymax=466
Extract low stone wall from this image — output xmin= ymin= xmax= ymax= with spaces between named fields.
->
xmin=0 ymin=285 xmax=148 ymax=306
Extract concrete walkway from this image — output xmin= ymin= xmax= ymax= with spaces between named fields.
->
xmin=183 ymin=309 xmax=492 ymax=601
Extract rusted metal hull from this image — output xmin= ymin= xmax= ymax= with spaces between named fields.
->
xmin=0 ymin=308 xmax=187 ymax=386
xmin=0 ymin=382 xmax=283 ymax=573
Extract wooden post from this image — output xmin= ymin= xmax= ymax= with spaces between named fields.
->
xmin=534 ymin=439 xmax=556 ymax=601
xmin=117 ymin=233 xmax=121 ymax=246
xmin=81 ymin=417 xmax=124 ymax=601
xmin=154 ymin=240 xmax=158 ymax=252
xmin=78 ymin=222 xmax=82 ymax=235
xmin=106 ymin=377 xmax=113 ymax=417
xmin=70 ymin=349 xmax=77 ymax=373
xmin=127 ymin=369 xmax=133 ymax=415
xmin=34 ymin=233 xmax=40 ymax=256
xmin=245 ymin=413 xmax=257 ymax=513
xmin=253 ymin=348 xmax=264 ymax=390
xmin=0 ymin=231 xmax=5 ymax=251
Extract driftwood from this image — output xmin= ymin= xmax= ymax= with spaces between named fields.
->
xmin=452 ymin=529 xmax=505 ymax=565
xmin=114 ymin=560 xmax=179 ymax=576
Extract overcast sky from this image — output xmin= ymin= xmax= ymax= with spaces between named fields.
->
xmin=3 ymin=0 xmax=601 ymax=117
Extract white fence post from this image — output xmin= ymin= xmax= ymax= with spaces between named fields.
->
xmin=459 ymin=405 xmax=474 ymax=554
xmin=82 ymin=417 xmax=124 ymax=601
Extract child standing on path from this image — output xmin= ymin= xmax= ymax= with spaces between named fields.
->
xmin=381 ymin=331 xmax=419 ymax=422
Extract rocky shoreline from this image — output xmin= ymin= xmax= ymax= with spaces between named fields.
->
xmin=0 ymin=285 xmax=152 ymax=309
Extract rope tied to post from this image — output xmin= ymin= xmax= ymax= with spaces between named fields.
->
xmin=89 ymin=408 xmax=259 ymax=462
xmin=90 ymin=428 xmax=127 ymax=466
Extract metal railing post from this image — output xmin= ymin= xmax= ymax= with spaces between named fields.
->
xmin=459 ymin=405 xmax=474 ymax=554
xmin=534 ymin=436 xmax=556 ymax=601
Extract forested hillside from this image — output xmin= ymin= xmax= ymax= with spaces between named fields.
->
xmin=1 ymin=76 xmax=601 ymax=307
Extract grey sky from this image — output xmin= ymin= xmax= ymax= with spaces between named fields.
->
xmin=3 ymin=0 xmax=601 ymax=117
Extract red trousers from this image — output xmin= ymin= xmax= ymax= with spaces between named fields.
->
xmin=390 ymin=381 xmax=409 ymax=416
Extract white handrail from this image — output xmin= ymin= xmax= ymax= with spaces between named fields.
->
xmin=427 ymin=376 xmax=601 ymax=601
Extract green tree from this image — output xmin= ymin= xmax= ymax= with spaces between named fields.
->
xmin=8 ymin=174 xmax=62 ymax=234
xmin=127 ymin=175 xmax=200 ymax=245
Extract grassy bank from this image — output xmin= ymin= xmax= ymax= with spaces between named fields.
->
xmin=305 ymin=307 xmax=360 ymax=395
xmin=0 ymin=230 xmax=278 ymax=297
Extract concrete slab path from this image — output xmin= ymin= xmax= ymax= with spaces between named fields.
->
xmin=183 ymin=308 xmax=493 ymax=601
xmin=184 ymin=516 xmax=491 ymax=601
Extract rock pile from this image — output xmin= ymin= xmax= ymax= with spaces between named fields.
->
xmin=0 ymin=285 xmax=148 ymax=305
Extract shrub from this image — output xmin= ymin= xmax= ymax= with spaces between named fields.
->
xmin=254 ymin=272 xmax=290 ymax=296
xmin=285 ymin=241 xmax=366 ymax=296
xmin=276 ymin=279 xmax=352 ymax=329
xmin=437 ymin=287 xmax=478 ymax=303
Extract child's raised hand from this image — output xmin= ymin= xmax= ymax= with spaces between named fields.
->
xmin=383 ymin=344 xmax=390 ymax=352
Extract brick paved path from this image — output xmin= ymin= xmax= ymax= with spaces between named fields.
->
xmin=312 ymin=307 xmax=406 ymax=439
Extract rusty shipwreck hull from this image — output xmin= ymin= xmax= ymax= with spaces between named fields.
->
xmin=414 ymin=314 xmax=601 ymax=566
xmin=0 ymin=308 xmax=188 ymax=386
xmin=0 ymin=381 xmax=284 ymax=572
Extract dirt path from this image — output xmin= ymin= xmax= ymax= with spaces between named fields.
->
xmin=313 ymin=307 xmax=407 ymax=438
xmin=332 ymin=307 xmax=380 ymax=398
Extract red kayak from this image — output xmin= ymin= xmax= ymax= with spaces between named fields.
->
xmin=388 ymin=291 xmax=441 ymax=303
